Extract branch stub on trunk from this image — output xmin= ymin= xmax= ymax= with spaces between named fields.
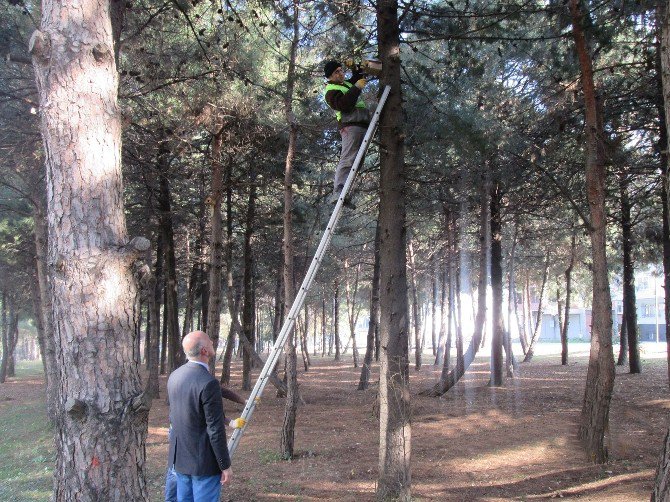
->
xmin=65 ymin=398 xmax=86 ymax=419
xmin=128 ymin=236 xmax=151 ymax=253
xmin=28 ymin=30 xmax=51 ymax=64
xmin=92 ymin=43 xmax=111 ymax=64
xmin=131 ymin=392 xmax=152 ymax=414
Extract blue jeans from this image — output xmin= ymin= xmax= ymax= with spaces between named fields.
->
xmin=165 ymin=465 xmax=177 ymax=502
xmin=175 ymin=471 xmax=221 ymax=502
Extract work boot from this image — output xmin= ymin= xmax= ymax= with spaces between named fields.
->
xmin=328 ymin=185 xmax=356 ymax=210
xmin=328 ymin=184 xmax=344 ymax=205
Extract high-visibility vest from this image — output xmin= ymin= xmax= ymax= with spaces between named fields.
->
xmin=324 ymin=81 xmax=366 ymax=122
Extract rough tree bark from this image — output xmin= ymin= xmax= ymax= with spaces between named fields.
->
xmin=30 ymin=1 xmax=150 ymax=497
xmin=376 ymin=1 xmax=411 ymax=498
xmin=570 ymin=0 xmax=615 ymax=464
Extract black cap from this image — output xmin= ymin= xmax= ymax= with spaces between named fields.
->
xmin=324 ymin=60 xmax=341 ymax=78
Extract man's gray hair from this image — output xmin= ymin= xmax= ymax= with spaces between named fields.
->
xmin=186 ymin=339 xmax=204 ymax=359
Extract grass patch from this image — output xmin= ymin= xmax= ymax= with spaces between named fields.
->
xmin=258 ymin=448 xmax=282 ymax=465
xmin=0 ymin=398 xmax=53 ymax=501
xmin=12 ymin=360 xmax=45 ymax=379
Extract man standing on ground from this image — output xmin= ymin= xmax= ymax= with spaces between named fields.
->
xmin=167 ymin=330 xmax=232 ymax=501
xmin=323 ymin=60 xmax=370 ymax=209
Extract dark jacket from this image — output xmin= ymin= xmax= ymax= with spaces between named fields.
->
xmin=167 ymin=361 xmax=231 ymax=476
xmin=324 ymin=74 xmax=370 ymax=129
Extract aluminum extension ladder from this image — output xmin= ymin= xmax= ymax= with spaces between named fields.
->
xmin=227 ymin=85 xmax=391 ymax=457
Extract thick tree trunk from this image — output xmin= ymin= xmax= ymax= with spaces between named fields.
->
xmin=30 ymin=2 xmax=149 ymax=496
xmin=523 ymin=251 xmax=550 ymax=363
xmin=359 ymin=220 xmax=381 ymax=390
xmin=280 ymin=1 xmax=300 ymax=460
xmin=570 ymin=0 xmax=615 ymax=464
xmin=376 ymin=2 xmax=411 ymax=498
xmin=619 ymin=174 xmax=641 ymax=373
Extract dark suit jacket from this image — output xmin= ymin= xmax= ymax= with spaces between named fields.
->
xmin=167 ymin=361 xmax=231 ymax=476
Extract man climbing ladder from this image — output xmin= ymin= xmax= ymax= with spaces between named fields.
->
xmin=323 ymin=59 xmax=370 ymax=210
xmin=227 ymin=84 xmax=392 ymax=458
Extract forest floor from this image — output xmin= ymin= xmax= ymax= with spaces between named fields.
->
xmin=0 ymin=342 xmax=669 ymax=501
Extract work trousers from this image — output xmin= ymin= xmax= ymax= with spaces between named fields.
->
xmin=334 ymin=125 xmax=367 ymax=190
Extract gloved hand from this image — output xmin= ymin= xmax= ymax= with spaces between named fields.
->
xmin=254 ymin=396 xmax=261 ymax=404
xmin=229 ymin=417 xmax=246 ymax=429
xmin=355 ymin=78 xmax=366 ymax=89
